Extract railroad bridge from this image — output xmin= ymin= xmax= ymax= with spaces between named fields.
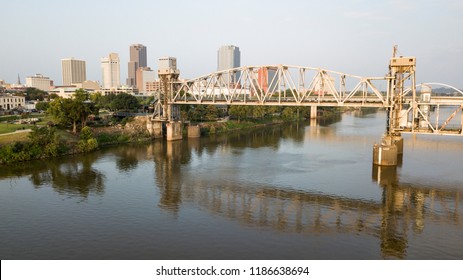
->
xmin=150 ymin=47 xmax=463 ymax=166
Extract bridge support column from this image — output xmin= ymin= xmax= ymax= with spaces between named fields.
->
xmin=461 ymin=110 xmax=463 ymax=135
xmin=310 ymin=118 xmax=317 ymax=127
xmin=310 ymin=106 xmax=317 ymax=119
xmin=392 ymin=135 xmax=403 ymax=155
xmin=147 ymin=120 xmax=164 ymax=138
xmin=166 ymin=121 xmax=183 ymax=141
xmin=188 ymin=125 xmax=201 ymax=138
xmin=372 ymin=135 xmax=403 ymax=166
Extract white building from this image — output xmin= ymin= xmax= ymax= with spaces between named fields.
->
xmin=49 ymin=86 xmax=79 ymax=99
xmin=25 ymin=74 xmax=52 ymax=92
xmin=99 ymin=86 xmax=136 ymax=96
xmin=101 ymin=53 xmax=120 ymax=89
xmin=61 ymin=58 xmax=86 ymax=86
xmin=0 ymin=95 xmax=25 ymax=110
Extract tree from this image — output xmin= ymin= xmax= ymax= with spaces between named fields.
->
xmin=109 ymin=93 xmax=140 ymax=112
xmin=77 ymin=126 xmax=98 ymax=152
xmin=25 ymin=87 xmax=48 ymax=101
xmin=229 ymin=105 xmax=250 ymax=122
xmin=281 ymin=107 xmax=297 ymax=120
xmin=188 ymin=105 xmax=206 ymax=121
xmin=47 ymin=89 xmax=97 ymax=133
xmin=28 ymin=126 xmax=61 ymax=157
xmin=35 ymin=101 xmax=49 ymax=112
xmin=205 ymin=105 xmax=219 ymax=121
xmin=251 ymin=106 xmax=266 ymax=119
xmin=49 ymin=93 xmax=59 ymax=100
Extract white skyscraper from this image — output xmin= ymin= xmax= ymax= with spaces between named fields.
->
xmin=61 ymin=58 xmax=86 ymax=86
xmin=217 ymin=45 xmax=240 ymax=84
xmin=101 ymin=53 xmax=120 ymax=89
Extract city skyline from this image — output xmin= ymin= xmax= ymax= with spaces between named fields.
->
xmin=0 ymin=0 xmax=462 ymax=88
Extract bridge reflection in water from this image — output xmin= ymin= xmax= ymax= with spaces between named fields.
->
xmin=149 ymin=134 xmax=462 ymax=259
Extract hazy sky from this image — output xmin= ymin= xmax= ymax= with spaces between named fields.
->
xmin=1 ymin=0 xmax=462 ymax=88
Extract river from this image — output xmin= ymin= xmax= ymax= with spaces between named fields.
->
xmin=1 ymin=110 xmax=462 ymax=259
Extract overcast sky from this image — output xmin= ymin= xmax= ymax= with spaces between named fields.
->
xmin=1 ymin=0 xmax=462 ymax=88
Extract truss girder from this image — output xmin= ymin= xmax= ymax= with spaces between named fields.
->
xmin=172 ymin=65 xmax=388 ymax=108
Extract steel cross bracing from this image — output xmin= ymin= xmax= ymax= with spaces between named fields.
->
xmin=165 ymin=64 xmax=463 ymax=136
xmin=172 ymin=65 xmax=388 ymax=108
xmin=401 ymin=83 xmax=463 ymax=135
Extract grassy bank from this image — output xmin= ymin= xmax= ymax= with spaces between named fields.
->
xmin=0 ymin=107 xmax=347 ymax=165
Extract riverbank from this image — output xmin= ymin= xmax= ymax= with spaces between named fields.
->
xmin=0 ymin=108 xmax=350 ymax=165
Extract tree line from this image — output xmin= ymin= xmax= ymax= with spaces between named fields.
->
xmin=42 ymin=89 xmax=315 ymax=132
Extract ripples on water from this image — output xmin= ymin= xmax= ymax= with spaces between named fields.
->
xmin=0 ymin=111 xmax=462 ymax=259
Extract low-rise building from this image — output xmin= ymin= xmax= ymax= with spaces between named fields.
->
xmin=24 ymin=101 xmax=37 ymax=111
xmin=72 ymin=80 xmax=101 ymax=91
xmin=0 ymin=95 xmax=26 ymax=110
xmin=49 ymin=86 xmax=78 ymax=99
xmin=99 ymin=85 xmax=137 ymax=96
xmin=145 ymin=80 xmax=161 ymax=94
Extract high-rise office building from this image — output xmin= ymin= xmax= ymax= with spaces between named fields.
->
xmin=101 ymin=53 xmax=120 ymax=89
xmin=217 ymin=45 xmax=240 ymax=85
xmin=127 ymin=44 xmax=147 ymax=87
xmin=61 ymin=58 xmax=86 ymax=86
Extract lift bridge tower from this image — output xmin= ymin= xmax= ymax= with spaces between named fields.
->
xmin=373 ymin=46 xmax=416 ymax=165
xmin=151 ymin=57 xmax=183 ymax=141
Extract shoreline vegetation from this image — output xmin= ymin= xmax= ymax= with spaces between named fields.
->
xmin=0 ymin=106 xmax=375 ymax=165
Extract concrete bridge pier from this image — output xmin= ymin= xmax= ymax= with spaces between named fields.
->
xmin=310 ymin=118 xmax=317 ymax=127
xmin=147 ymin=120 xmax=164 ymax=138
xmin=372 ymin=135 xmax=403 ymax=166
xmin=166 ymin=121 xmax=183 ymax=141
xmin=310 ymin=105 xmax=317 ymax=119
xmin=392 ymin=135 xmax=403 ymax=155
xmin=188 ymin=125 xmax=201 ymax=138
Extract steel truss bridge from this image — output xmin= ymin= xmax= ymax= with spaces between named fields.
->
xmin=155 ymin=60 xmax=463 ymax=136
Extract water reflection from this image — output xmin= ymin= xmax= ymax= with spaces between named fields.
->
xmin=0 ymin=115 xmax=462 ymax=259
xmin=0 ymin=153 xmax=105 ymax=198
xmin=372 ymin=165 xmax=461 ymax=258
xmin=149 ymin=122 xmax=309 ymax=212
xmin=148 ymin=127 xmax=462 ymax=259
xmin=152 ymin=140 xmax=191 ymax=212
